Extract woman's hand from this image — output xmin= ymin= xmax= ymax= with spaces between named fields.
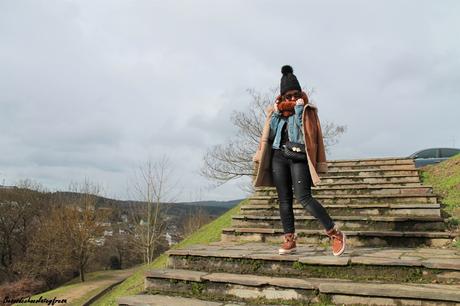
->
xmin=301 ymin=91 xmax=309 ymax=104
xmin=274 ymin=94 xmax=282 ymax=112
xmin=296 ymin=98 xmax=304 ymax=106
xmin=275 ymin=94 xmax=282 ymax=103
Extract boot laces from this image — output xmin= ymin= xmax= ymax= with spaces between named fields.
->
xmin=330 ymin=231 xmax=343 ymax=242
xmin=327 ymin=229 xmax=343 ymax=242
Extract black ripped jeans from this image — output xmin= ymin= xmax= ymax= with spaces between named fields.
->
xmin=271 ymin=148 xmax=335 ymax=234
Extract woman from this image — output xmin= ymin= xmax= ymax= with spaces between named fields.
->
xmin=252 ymin=65 xmax=346 ymax=256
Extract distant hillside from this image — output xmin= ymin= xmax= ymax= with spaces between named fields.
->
xmin=54 ymin=192 xmax=242 ymax=218
xmin=175 ymin=199 xmax=242 ymax=208
xmin=0 ymin=188 xmax=242 ymax=219
xmin=0 ymin=188 xmax=243 ymax=250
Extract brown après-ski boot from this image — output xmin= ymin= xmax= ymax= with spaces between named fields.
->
xmin=326 ymin=226 xmax=346 ymax=256
xmin=278 ymin=232 xmax=296 ymax=255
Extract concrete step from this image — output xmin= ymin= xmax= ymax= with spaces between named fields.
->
xmin=327 ymin=164 xmax=416 ymax=172
xmin=254 ymin=185 xmax=433 ymax=197
xmin=221 ymin=227 xmax=457 ymax=248
xmin=241 ymin=203 xmax=441 ymax=217
xmin=231 ymin=215 xmax=446 ymax=232
xmin=166 ymin=242 xmax=460 ymax=285
xmin=320 ymin=168 xmax=419 ymax=177
xmin=256 ymin=182 xmax=430 ymax=194
xmin=327 ymin=157 xmax=414 ymax=166
xmin=143 ymin=268 xmax=460 ymax=305
xmin=317 ymin=175 xmax=421 ymax=185
xmin=249 ymin=194 xmax=438 ymax=205
xmin=318 ymin=181 xmax=426 ymax=188
xmin=118 ymin=294 xmax=241 ymax=306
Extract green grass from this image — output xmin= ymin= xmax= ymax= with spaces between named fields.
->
xmin=419 ymin=154 xmax=460 ymax=214
xmin=92 ymin=198 xmax=245 ymax=306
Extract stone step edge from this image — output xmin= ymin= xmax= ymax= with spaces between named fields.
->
xmin=318 ymin=168 xmax=418 ymax=174
xmin=250 ymin=194 xmax=437 ymax=199
xmin=326 ymin=165 xmax=417 ymax=170
xmin=256 ymin=182 xmax=423 ymax=190
xmin=144 ymin=268 xmax=460 ymax=303
xmin=326 ymin=167 xmax=417 ymax=171
xmin=327 ymin=160 xmax=414 ymax=165
xmin=242 ymin=203 xmax=441 ymax=209
xmin=309 ymin=182 xmax=426 ymax=187
xmin=317 ymin=183 xmax=426 ymax=190
xmin=232 ymin=215 xmax=444 ymax=222
xmin=222 ymin=227 xmax=458 ymax=238
xmin=319 ymin=174 xmax=419 ymax=179
xmin=166 ymin=249 xmax=460 ymax=271
xmin=319 ymin=185 xmax=431 ymax=191
xmin=328 ymin=157 xmax=412 ymax=162
xmin=118 ymin=295 xmax=226 ymax=306
xmin=294 ymin=170 xmax=420 ymax=180
xmin=256 ymin=183 xmax=433 ymax=192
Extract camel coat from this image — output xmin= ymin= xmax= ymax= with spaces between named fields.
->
xmin=252 ymin=103 xmax=328 ymax=187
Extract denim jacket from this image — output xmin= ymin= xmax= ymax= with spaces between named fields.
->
xmin=269 ymin=104 xmax=304 ymax=149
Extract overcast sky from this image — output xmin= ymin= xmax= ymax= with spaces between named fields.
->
xmin=1 ymin=1 xmax=459 ymax=202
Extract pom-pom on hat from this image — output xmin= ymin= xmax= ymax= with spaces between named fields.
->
xmin=280 ymin=65 xmax=301 ymax=96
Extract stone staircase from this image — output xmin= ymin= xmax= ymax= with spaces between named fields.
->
xmin=118 ymin=157 xmax=460 ymax=305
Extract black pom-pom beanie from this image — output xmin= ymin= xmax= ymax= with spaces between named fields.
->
xmin=280 ymin=65 xmax=301 ymax=95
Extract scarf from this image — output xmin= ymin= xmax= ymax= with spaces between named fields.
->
xmin=277 ymin=101 xmax=297 ymax=117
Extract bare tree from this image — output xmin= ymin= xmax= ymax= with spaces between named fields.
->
xmin=0 ymin=201 xmax=32 ymax=282
xmin=180 ymin=187 xmax=211 ymax=239
xmin=126 ymin=156 xmax=179 ymax=264
xmin=103 ymin=230 xmax=136 ymax=269
xmin=0 ymin=183 xmax=48 ymax=283
xmin=101 ymin=206 xmax=140 ymax=269
xmin=16 ymin=178 xmax=46 ymax=193
xmin=200 ymin=87 xmax=347 ymax=187
xmin=61 ymin=180 xmax=109 ymax=282
xmin=20 ymin=180 xmax=109 ymax=284
xmin=21 ymin=205 xmax=74 ymax=288
xmin=180 ymin=206 xmax=212 ymax=238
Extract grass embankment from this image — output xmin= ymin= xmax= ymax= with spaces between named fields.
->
xmin=419 ymin=154 xmax=460 ymax=216
xmin=92 ymin=199 xmax=245 ymax=306
xmin=11 ymin=267 xmax=137 ymax=306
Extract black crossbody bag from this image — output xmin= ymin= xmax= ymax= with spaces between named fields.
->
xmin=280 ymin=121 xmax=307 ymax=162
xmin=282 ymin=141 xmax=307 ymax=162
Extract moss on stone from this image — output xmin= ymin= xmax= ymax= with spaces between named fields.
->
xmin=191 ymin=282 xmax=205 ymax=295
xmin=171 ymin=255 xmax=447 ymax=284
xmin=146 ymin=284 xmax=319 ymax=305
